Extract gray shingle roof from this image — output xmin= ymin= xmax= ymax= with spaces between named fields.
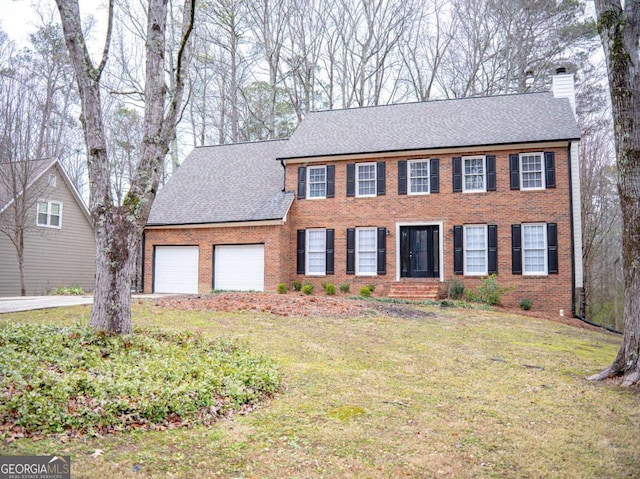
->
xmin=279 ymin=92 xmax=580 ymax=159
xmin=147 ymin=140 xmax=293 ymax=226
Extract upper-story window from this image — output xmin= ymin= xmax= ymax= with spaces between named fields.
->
xmin=520 ymin=153 xmax=544 ymax=190
xmin=297 ymin=165 xmax=334 ymax=199
xmin=356 ymin=163 xmax=377 ymax=197
xmin=408 ymin=160 xmax=430 ymax=194
xmin=463 ymin=156 xmax=486 ymax=192
xmin=453 ymin=156 xmax=494 ymax=192
xmin=37 ymin=201 xmax=62 ymax=228
xmin=47 ymin=173 xmax=57 ymax=188
xmin=308 ymin=166 xmax=326 ymax=199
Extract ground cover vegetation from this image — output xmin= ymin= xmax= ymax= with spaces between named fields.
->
xmin=0 ymin=322 xmax=280 ymax=439
xmin=1 ymin=295 xmax=638 ymax=478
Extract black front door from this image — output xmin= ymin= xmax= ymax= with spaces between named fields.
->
xmin=400 ymin=226 xmax=439 ymax=278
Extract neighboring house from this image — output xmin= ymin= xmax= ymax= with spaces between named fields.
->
xmin=0 ymin=159 xmax=96 ymax=296
xmin=144 ymin=71 xmax=583 ymax=315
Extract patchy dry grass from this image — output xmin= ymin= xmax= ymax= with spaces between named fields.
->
xmin=1 ymin=299 xmax=638 ymax=478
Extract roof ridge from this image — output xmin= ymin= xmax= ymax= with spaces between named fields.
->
xmin=307 ymin=91 xmax=553 ymax=115
xmin=194 ymin=138 xmax=289 ymax=149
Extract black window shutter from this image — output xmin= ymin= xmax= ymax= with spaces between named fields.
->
xmin=398 ymin=160 xmax=407 ymax=195
xmin=326 ymin=165 xmax=335 ymax=198
xmin=511 ymin=224 xmax=522 ymax=274
xmin=452 ymin=157 xmax=462 ymax=192
xmin=297 ymin=230 xmax=306 ymax=274
xmin=377 ymin=227 xmax=386 ymax=275
xmin=346 ymin=164 xmax=355 ymax=197
xmin=547 ymin=223 xmax=558 ymax=274
xmin=346 ymin=228 xmax=356 ymax=274
xmin=544 ymin=152 xmax=556 ymax=188
xmin=453 ymin=225 xmax=463 ymax=275
xmin=488 ymin=224 xmax=498 ymax=274
xmin=297 ymin=166 xmax=306 ymax=199
xmin=326 ymin=229 xmax=335 ymax=275
xmin=430 ymin=159 xmax=440 ymax=193
xmin=486 ymin=155 xmax=496 ymax=191
xmin=377 ymin=162 xmax=386 ymax=196
xmin=509 ymin=154 xmax=520 ymax=190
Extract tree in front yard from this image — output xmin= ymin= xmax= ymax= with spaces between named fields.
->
xmin=588 ymin=0 xmax=640 ymax=387
xmin=55 ymin=0 xmax=196 ymax=333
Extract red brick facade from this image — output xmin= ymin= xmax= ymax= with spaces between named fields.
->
xmin=284 ymin=144 xmax=576 ymax=315
xmin=144 ymin=143 xmax=577 ymax=315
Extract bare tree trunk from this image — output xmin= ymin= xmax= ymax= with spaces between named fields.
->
xmin=588 ymin=0 xmax=640 ymax=387
xmin=56 ymin=0 xmax=195 ymax=334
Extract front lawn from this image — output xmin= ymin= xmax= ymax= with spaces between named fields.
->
xmin=1 ymin=297 xmax=638 ymax=478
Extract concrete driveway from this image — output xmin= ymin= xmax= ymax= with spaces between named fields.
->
xmin=0 ymin=295 xmax=94 ymax=314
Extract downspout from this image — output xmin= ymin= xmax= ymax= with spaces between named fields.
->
xmin=567 ymin=141 xmax=577 ymax=317
xmin=280 ymin=159 xmax=286 ymax=192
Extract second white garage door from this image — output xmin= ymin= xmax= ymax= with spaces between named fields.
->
xmin=214 ymin=244 xmax=265 ymax=291
xmin=154 ymin=246 xmax=199 ymax=294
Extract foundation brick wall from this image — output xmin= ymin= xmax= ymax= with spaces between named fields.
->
xmin=283 ymin=145 xmax=576 ymax=315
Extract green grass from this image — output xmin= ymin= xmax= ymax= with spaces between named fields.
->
xmin=1 ymin=301 xmax=638 ymax=478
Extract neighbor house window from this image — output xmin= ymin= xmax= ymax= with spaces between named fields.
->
xmin=356 ymin=163 xmax=376 ymax=197
xmin=48 ymin=174 xmax=57 ymax=187
xmin=408 ymin=160 xmax=430 ymax=194
xmin=522 ymin=223 xmax=547 ymax=274
xmin=464 ymin=225 xmax=487 ymax=275
xmin=520 ymin=153 xmax=545 ymax=190
xmin=307 ymin=166 xmax=326 ymax=199
xmin=463 ymin=156 xmax=486 ymax=192
xmin=37 ymin=201 xmax=62 ymax=228
xmin=306 ymin=229 xmax=326 ymax=275
xmin=356 ymin=228 xmax=377 ymax=275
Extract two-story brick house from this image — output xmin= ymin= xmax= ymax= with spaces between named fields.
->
xmin=144 ymin=72 xmax=583 ymax=315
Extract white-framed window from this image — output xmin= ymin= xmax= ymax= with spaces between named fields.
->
xmin=306 ymin=229 xmax=326 ymax=275
xmin=47 ymin=173 xmax=57 ymax=188
xmin=464 ymin=224 xmax=487 ymax=275
xmin=408 ymin=159 xmax=430 ymax=195
xmin=36 ymin=201 xmax=62 ymax=228
xmin=307 ymin=166 xmax=326 ymax=199
xmin=356 ymin=163 xmax=376 ymax=197
xmin=356 ymin=227 xmax=377 ymax=275
xmin=522 ymin=223 xmax=547 ymax=275
xmin=463 ymin=156 xmax=486 ymax=192
xmin=520 ymin=153 xmax=545 ymax=190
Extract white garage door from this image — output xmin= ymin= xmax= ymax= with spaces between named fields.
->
xmin=215 ymin=244 xmax=265 ymax=291
xmin=154 ymin=246 xmax=199 ymax=294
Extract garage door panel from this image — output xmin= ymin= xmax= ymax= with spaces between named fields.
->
xmin=154 ymin=246 xmax=199 ymax=294
xmin=215 ymin=245 xmax=264 ymax=291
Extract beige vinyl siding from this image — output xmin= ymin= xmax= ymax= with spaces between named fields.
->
xmin=0 ymin=164 xmax=95 ymax=296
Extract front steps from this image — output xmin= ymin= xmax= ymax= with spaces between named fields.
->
xmin=388 ymin=281 xmax=441 ymax=301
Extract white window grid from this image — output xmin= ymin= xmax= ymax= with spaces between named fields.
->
xmin=463 ymin=156 xmax=486 ymax=192
xmin=356 ymin=163 xmax=376 ymax=197
xmin=306 ymin=229 xmax=326 ymax=275
xmin=520 ymin=153 xmax=545 ymax=190
xmin=522 ymin=223 xmax=547 ymax=275
xmin=464 ymin=224 xmax=487 ymax=275
xmin=36 ymin=201 xmax=62 ymax=228
xmin=408 ymin=160 xmax=430 ymax=195
xmin=307 ymin=166 xmax=326 ymax=199
xmin=356 ymin=227 xmax=377 ymax=275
